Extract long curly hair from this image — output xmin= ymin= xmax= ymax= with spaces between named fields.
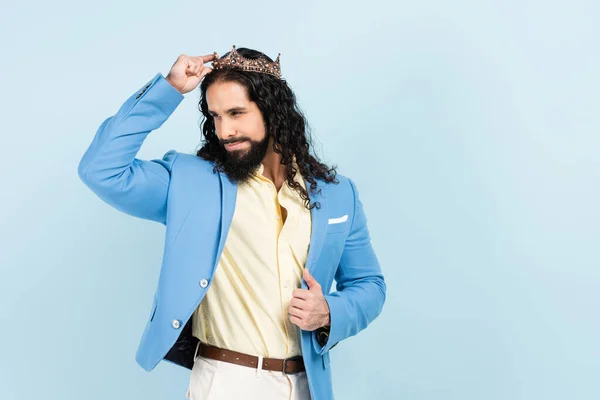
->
xmin=196 ymin=47 xmax=338 ymax=210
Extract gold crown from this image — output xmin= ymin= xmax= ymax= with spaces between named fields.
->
xmin=212 ymin=45 xmax=282 ymax=79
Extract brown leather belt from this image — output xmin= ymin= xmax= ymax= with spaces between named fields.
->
xmin=197 ymin=342 xmax=305 ymax=374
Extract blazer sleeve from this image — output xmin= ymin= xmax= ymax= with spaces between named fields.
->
xmin=314 ymin=178 xmax=387 ymax=354
xmin=77 ymin=73 xmax=184 ymax=225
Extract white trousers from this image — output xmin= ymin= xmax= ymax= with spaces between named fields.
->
xmin=186 ymin=353 xmax=311 ymax=400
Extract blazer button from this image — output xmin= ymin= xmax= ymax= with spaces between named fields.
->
xmin=199 ymin=278 xmax=209 ymax=288
xmin=171 ymin=319 xmax=181 ymax=329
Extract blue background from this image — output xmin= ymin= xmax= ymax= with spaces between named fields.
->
xmin=1 ymin=0 xmax=598 ymax=399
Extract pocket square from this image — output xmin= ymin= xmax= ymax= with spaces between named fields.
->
xmin=328 ymin=215 xmax=348 ymax=224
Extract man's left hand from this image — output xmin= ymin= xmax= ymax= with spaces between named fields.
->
xmin=288 ymin=269 xmax=331 ymax=331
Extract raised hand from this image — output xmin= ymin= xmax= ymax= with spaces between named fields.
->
xmin=165 ymin=53 xmax=217 ymax=94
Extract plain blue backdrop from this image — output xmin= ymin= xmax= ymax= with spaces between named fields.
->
xmin=1 ymin=0 xmax=598 ymax=399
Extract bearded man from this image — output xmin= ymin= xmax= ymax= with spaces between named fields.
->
xmin=78 ymin=46 xmax=386 ymax=400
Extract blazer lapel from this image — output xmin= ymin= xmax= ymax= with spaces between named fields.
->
xmin=214 ymin=172 xmax=237 ymax=271
xmin=304 ymin=179 xmax=328 ymax=284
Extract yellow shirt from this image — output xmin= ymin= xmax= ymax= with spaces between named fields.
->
xmin=192 ymin=163 xmax=312 ymax=359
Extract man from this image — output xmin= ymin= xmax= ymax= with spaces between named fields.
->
xmin=78 ymin=46 xmax=386 ymax=400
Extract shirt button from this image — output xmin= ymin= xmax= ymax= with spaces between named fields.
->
xmin=171 ymin=319 xmax=181 ymax=329
xmin=199 ymin=278 xmax=209 ymax=288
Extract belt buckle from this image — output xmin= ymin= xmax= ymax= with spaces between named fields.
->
xmin=282 ymin=355 xmax=301 ymax=374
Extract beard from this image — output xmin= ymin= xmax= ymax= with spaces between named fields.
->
xmin=220 ymin=134 xmax=270 ymax=182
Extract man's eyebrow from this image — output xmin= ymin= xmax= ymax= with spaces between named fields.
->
xmin=226 ymin=107 xmax=247 ymax=114
xmin=207 ymin=107 xmax=247 ymax=116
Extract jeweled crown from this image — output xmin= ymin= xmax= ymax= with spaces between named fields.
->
xmin=212 ymin=45 xmax=282 ymax=79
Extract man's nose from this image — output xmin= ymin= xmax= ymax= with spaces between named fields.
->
xmin=219 ymin=117 xmax=236 ymax=139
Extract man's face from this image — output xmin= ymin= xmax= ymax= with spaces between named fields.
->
xmin=206 ymin=80 xmax=270 ymax=181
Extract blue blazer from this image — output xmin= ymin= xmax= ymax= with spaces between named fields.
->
xmin=77 ymin=73 xmax=386 ymax=400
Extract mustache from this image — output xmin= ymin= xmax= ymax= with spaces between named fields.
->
xmin=220 ymin=137 xmax=250 ymax=146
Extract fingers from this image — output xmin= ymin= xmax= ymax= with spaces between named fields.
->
xmin=288 ymin=305 xmax=304 ymax=318
xmin=199 ymin=66 xmax=213 ymax=80
xmin=177 ymin=53 xmax=216 ymax=65
xmin=191 ymin=53 xmax=218 ymax=64
xmin=290 ymin=297 xmax=305 ymax=309
xmin=289 ymin=315 xmax=302 ymax=327
xmin=186 ymin=59 xmax=201 ymax=75
xmin=303 ymin=269 xmax=321 ymax=290
xmin=180 ymin=53 xmax=218 ymax=79
xmin=185 ymin=58 xmax=213 ymax=80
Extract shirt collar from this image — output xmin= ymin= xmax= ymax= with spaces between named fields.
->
xmin=252 ymin=156 xmax=301 ymax=181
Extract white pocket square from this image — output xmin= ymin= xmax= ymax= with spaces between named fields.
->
xmin=328 ymin=215 xmax=348 ymax=224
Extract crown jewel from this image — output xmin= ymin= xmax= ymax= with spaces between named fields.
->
xmin=212 ymin=45 xmax=282 ymax=79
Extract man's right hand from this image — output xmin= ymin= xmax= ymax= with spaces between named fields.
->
xmin=165 ymin=53 xmax=218 ymax=94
